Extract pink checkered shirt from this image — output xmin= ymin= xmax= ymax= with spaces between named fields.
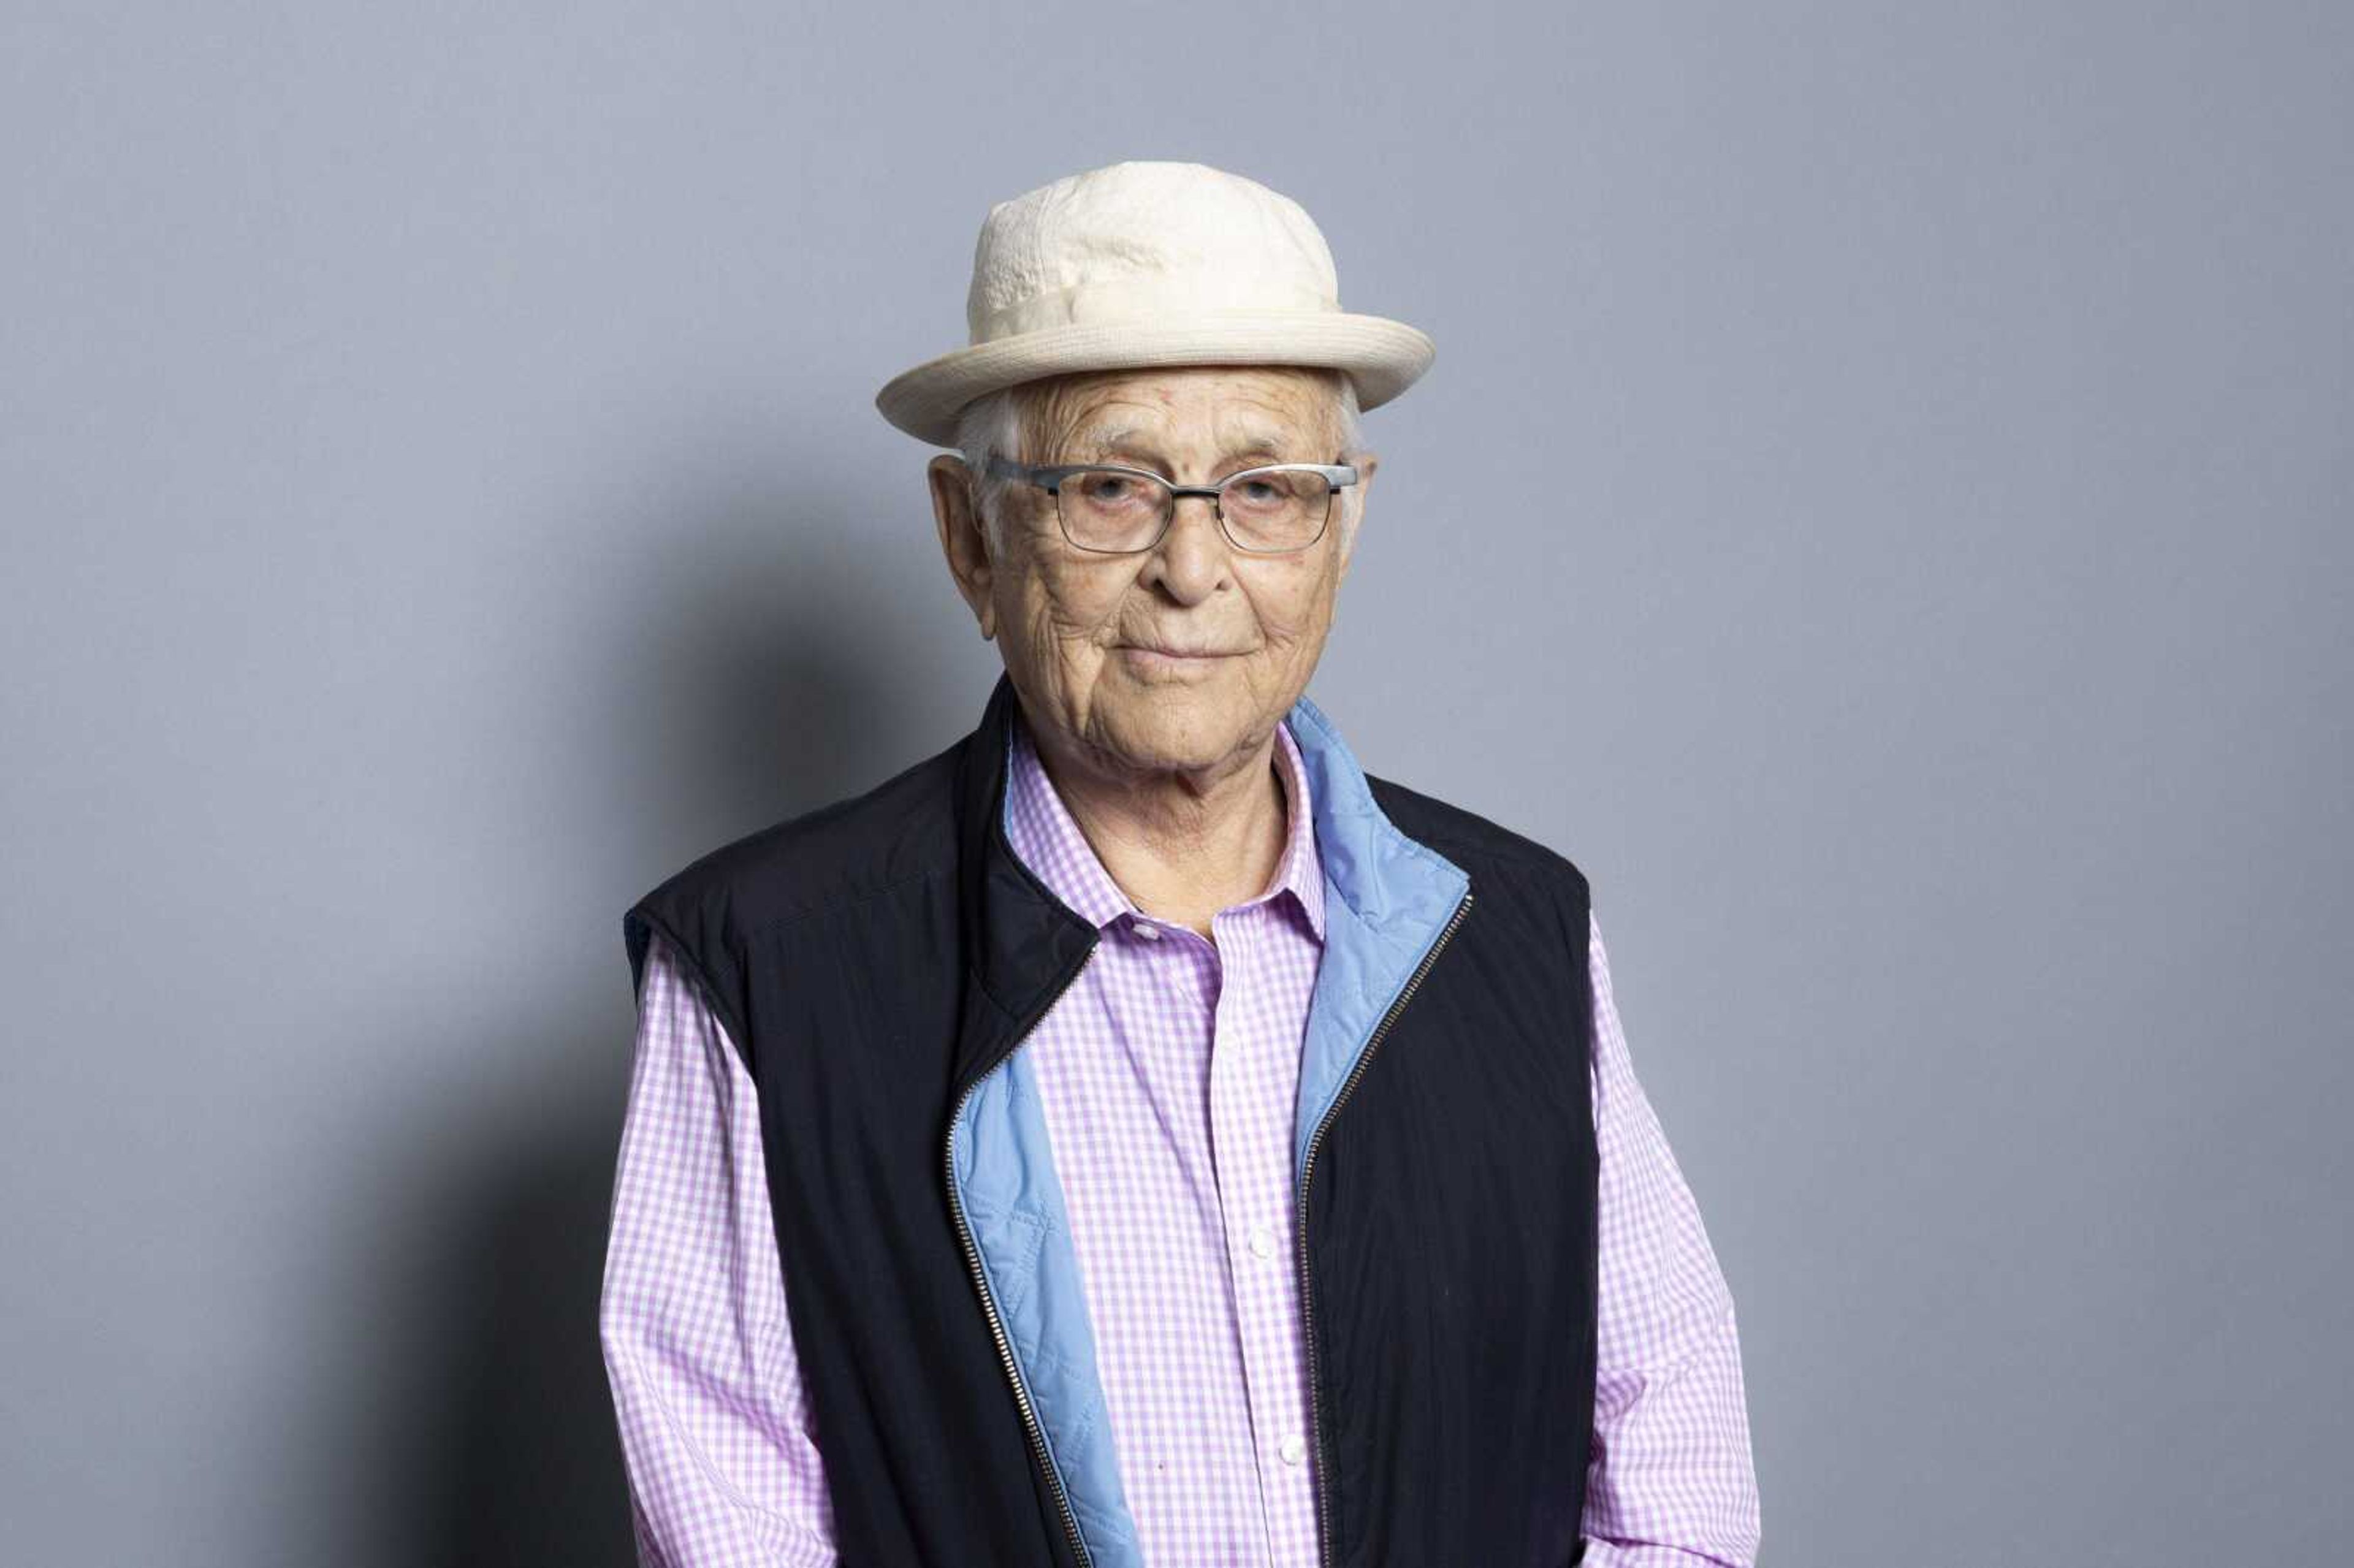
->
xmin=601 ymin=709 xmax=1760 ymax=1566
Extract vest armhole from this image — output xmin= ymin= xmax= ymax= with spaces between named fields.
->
xmin=622 ymin=903 xmax=759 ymax=1079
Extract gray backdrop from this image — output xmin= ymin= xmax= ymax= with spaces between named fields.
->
xmin=4 ymin=3 xmax=2347 ymax=1564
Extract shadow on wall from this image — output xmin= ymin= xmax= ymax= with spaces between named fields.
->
xmin=395 ymin=1083 xmax=643 ymax=1567
xmin=371 ymin=467 xmax=928 ymax=1566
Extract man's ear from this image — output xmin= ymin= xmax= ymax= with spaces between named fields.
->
xmin=928 ymin=455 xmax=997 ymax=641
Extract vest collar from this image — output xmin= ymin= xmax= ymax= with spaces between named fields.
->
xmin=948 ymin=670 xmax=1102 ymax=1097
xmin=946 ymin=666 xmax=1472 ymax=1106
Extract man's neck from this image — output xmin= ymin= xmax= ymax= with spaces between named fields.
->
xmin=1024 ymin=715 xmax=1290 ymax=942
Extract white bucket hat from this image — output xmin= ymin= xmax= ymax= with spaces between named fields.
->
xmin=874 ymin=159 xmax=1436 ymax=447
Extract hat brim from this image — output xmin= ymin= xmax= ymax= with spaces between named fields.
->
xmin=874 ymin=310 xmax=1435 ymax=447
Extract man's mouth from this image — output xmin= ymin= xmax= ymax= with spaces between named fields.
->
xmin=1118 ymin=643 xmax=1243 ymax=669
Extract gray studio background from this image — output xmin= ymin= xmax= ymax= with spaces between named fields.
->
xmin=4 ymin=4 xmax=2347 ymax=1564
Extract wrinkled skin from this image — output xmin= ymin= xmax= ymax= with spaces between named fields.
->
xmin=928 ymin=365 xmax=1378 ymax=936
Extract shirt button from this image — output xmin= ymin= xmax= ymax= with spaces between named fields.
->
xmin=1249 ymin=1224 xmax=1276 ymax=1259
xmin=1133 ymin=920 xmax=1162 ymax=941
xmin=1279 ymin=1434 xmax=1306 ymax=1465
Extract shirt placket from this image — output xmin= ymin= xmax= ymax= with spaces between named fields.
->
xmin=1204 ymin=900 xmax=1323 ymax=1568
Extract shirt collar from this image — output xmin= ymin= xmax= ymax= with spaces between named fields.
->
xmin=1002 ymin=701 xmax=1327 ymax=943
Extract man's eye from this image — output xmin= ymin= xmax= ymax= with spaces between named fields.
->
xmin=1080 ymin=474 xmax=1149 ymax=505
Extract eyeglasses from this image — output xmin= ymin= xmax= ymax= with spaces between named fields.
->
xmin=983 ymin=453 xmax=1357 ymax=555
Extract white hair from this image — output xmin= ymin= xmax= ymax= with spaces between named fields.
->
xmin=952 ymin=369 xmax=1368 ymax=551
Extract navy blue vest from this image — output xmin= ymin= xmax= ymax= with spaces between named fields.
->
xmin=623 ymin=671 xmax=1599 ymax=1566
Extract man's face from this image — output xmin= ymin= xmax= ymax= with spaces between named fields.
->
xmin=931 ymin=365 xmax=1377 ymax=780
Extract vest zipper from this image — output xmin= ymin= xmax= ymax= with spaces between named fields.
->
xmin=943 ymin=945 xmax=1100 ymax=1568
xmin=1294 ymin=888 xmax=1474 ymax=1568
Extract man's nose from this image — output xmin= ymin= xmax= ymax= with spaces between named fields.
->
xmin=1145 ymin=493 xmax=1232 ymax=599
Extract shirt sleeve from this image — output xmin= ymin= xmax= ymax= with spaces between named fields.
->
xmin=599 ymin=929 xmax=839 ymax=1567
xmin=1580 ymin=909 xmax=1762 ymax=1567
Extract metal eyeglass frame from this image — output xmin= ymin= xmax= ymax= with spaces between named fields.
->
xmin=983 ymin=452 xmax=1358 ymax=555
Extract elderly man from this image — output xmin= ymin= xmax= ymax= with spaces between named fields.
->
xmin=601 ymin=160 xmax=1759 ymax=1567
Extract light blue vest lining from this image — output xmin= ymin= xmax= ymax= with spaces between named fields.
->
xmin=947 ymin=690 xmax=1471 ymax=1567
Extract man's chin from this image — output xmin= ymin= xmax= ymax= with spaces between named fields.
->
xmin=1092 ymin=687 xmax=1250 ymax=774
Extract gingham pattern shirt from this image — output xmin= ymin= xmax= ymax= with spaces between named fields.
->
xmin=601 ymin=711 xmax=1761 ymax=1566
